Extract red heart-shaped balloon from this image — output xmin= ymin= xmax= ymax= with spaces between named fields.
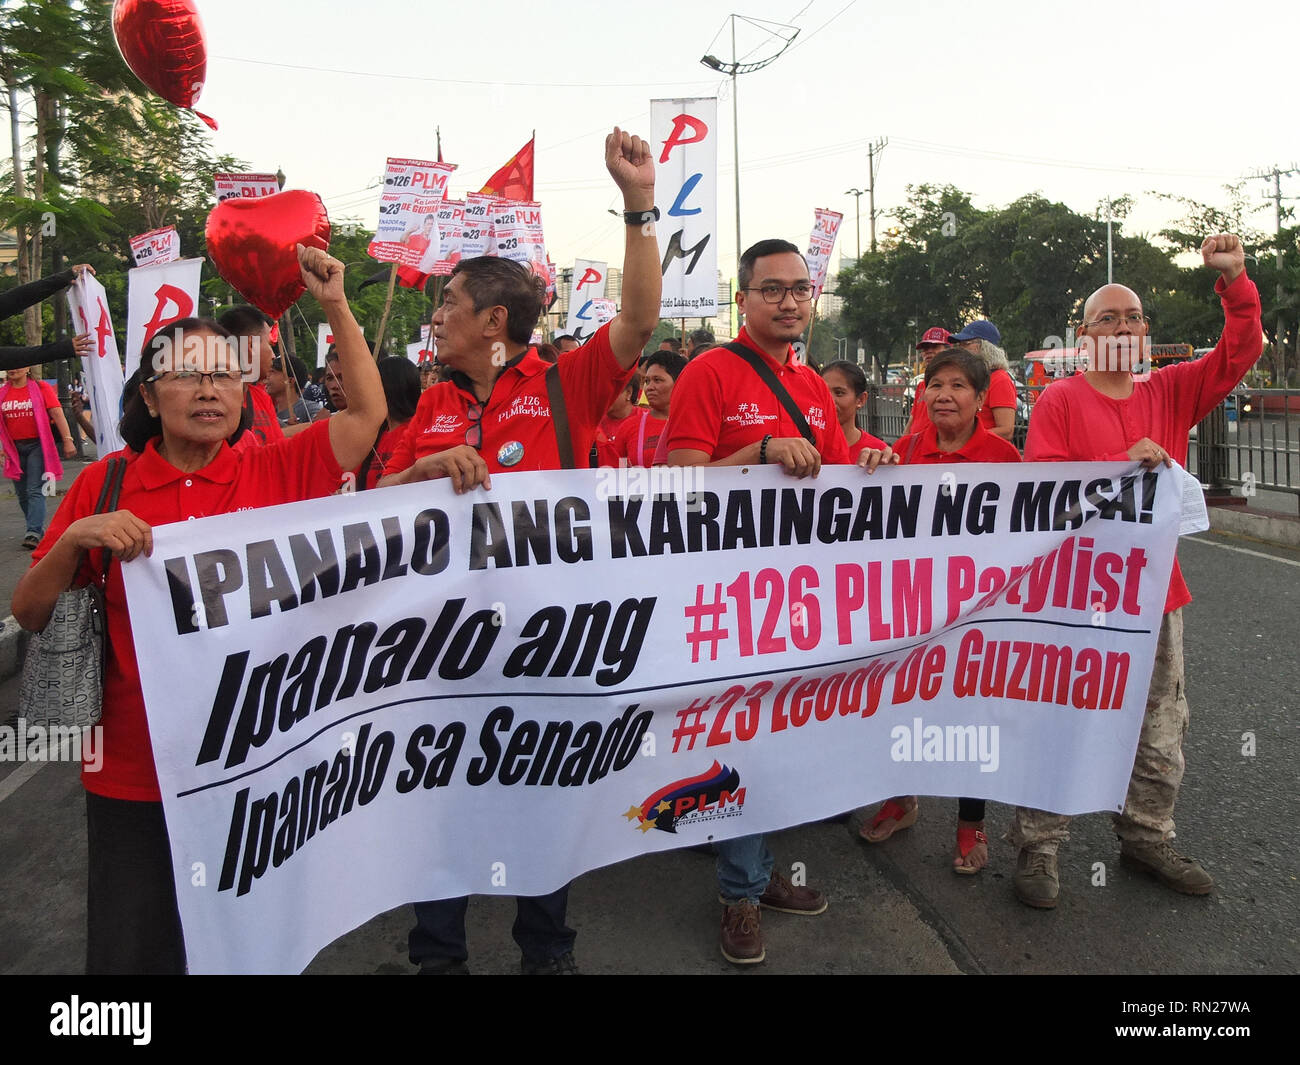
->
xmin=205 ymin=191 xmax=331 ymax=319
xmin=112 ymin=0 xmax=217 ymax=128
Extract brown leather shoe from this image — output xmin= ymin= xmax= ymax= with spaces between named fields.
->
xmin=720 ymin=902 xmax=764 ymax=965
xmin=1120 ymin=840 xmax=1213 ymax=895
xmin=758 ymin=870 xmax=828 ymax=915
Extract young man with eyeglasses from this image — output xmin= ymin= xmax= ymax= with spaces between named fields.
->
xmin=663 ymin=238 xmax=846 ymax=965
xmin=377 ymin=128 xmax=661 ymax=975
xmin=1007 ymin=233 xmax=1263 ymax=909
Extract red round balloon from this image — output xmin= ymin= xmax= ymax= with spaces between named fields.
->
xmin=112 ymin=0 xmax=217 ymax=128
xmin=205 ymin=191 xmax=331 ymax=319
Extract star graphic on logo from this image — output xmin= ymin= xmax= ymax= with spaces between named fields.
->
xmin=622 ymin=805 xmax=643 ymax=822
xmin=636 ymin=819 xmax=656 ymax=834
xmin=655 ymin=800 xmax=672 ymax=814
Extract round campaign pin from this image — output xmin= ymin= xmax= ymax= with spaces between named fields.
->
xmin=497 ymin=441 xmax=525 ymax=467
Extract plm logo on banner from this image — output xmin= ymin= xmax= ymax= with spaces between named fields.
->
xmin=629 ymin=761 xmax=746 ymax=835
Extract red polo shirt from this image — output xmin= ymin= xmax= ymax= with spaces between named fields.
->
xmin=597 ymin=409 xmax=641 ymax=467
xmin=662 ymin=328 xmax=849 ymax=464
xmin=892 ymin=421 xmax=1022 ymax=465
xmin=386 ymin=322 xmax=628 ymax=475
xmin=31 ymin=419 xmax=344 ymax=801
xmin=1026 ymin=272 xmax=1263 ymax=613
xmin=846 ymin=429 xmax=887 ymax=464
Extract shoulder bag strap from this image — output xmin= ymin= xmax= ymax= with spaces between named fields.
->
xmin=545 ymin=363 xmax=576 ymax=470
xmin=723 ymin=341 xmax=816 ymax=444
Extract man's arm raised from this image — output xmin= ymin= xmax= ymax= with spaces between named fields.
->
xmin=604 ymin=127 xmax=661 ymax=368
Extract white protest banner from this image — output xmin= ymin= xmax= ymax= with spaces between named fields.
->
xmin=124 ymin=257 xmax=204 ymax=380
xmin=460 ymin=192 xmax=493 ymax=259
xmin=429 ymin=199 xmax=465 ymax=276
xmin=564 ymin=259 xmax=607 ymax=341
xmin=129 ymin=226 xmax=180 ymax=268
xmin=65 ymin=272 xmax=126 ymax=454
xmin=491 ymin=200 xmax=548 ymax=281
xmin=652 ymin=97 xmax=718 ymax=317
xmin=315 ymin=321 xmax=364 ymax=369
xmin=368 ymin=158 xmax=456 ymax=267
xmin=121 ymin=462 xmax=1181 ymax=974
xmin=213 ymin=173 xmax=281 ymax=203
xmin=805 ymin=208 xmax=843 ymax=295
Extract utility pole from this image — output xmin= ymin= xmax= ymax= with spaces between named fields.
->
xmin=1249 ymin=164 xmax=1299 ymax=386
xmin=845 ymin=188 xmax=864 ymax=260
xmin=866 ymin=137 xmax=888 ymax=253
xmin=1104 ymin=197 xmax=1114 ymax=284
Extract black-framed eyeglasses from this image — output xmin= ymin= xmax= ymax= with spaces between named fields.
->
xmin=464 ymin=403 xmax=483 ymax=450
xmin=145 ymin=369 xmax=244 ymax=388
xmin=743 ymin=282 xmax=816 ymax=303
xmin=1083 ymin=313 xmax=1150 ymax=331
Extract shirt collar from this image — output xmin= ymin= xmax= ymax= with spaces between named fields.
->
xmin=735 ymin=326 xmax=798 ymax=371
xmin=447 ymin=347 xmax=546 ymax=406
xmin=134 ymin=436 xmax=239 ymax=490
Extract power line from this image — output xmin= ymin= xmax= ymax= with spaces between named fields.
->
xmin=210 ymin=54 xmax=719 ymax=90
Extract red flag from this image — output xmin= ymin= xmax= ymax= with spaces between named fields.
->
xmin=479 ymin=136 xmax=535 ymax=201
xmin=396 ymin=264 xmax=430 ymax=289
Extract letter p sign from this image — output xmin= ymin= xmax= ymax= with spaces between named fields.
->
xmin=659 ymin=114 xmax=709 ymax=163
xmin=576 ymin=268 xmax=602 ymax=292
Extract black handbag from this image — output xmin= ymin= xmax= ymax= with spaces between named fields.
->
xmin=18 ymin=456 xmax=126 ymax=730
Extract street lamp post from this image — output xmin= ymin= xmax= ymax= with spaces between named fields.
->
xmin=845 ymin=189 xmax=864 ymax=260
xmin=701 ymin=14 xmax=799 ymax=279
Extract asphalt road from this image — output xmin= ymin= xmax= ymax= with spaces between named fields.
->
xmin=0 ymin=523 xmax=1295 ymax=976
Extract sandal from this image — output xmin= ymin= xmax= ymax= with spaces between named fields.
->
xmin=953 ymin=824 xmax=989 ymax=875
xmin=860 ymin=797 xmax=919 ymax=843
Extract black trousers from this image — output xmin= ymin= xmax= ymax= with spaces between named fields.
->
xmin=85 ymin=791 xmax=186 ymax=975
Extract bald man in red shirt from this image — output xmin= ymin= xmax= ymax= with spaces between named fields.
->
xmin=1007 ymin=234 xmax=1263 ymax=909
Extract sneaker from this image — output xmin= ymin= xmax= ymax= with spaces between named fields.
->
xmin=720 ymin=901 xmax=764 ymax=965
xmin=1013 ymin=847 xmax=1059 ymax=909
xmin=21 ymin=532 xmax=39 ymax=550
xmin=521 ymin=951 xmax=579 ymax=974
xmin=758 ymin=870 xmax=827 ymax=915
xmin=1120 ymin=840 xmax=1213 ymax=895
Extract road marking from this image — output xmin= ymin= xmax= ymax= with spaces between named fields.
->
xmin=1183 ymin=535 xmax=1300 ymax=568
xmin=0 ymin=758 xmax=45 ymax=804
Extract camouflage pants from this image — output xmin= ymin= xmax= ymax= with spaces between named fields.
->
xmin=1006 ymin=609 xmax=1188 ymax=850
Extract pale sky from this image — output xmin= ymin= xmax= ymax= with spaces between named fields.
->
xmin=197 ymin=0 xmax=1299 ymax=281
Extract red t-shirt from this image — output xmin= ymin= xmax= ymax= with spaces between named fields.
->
xmin=892 ymin=421 xmax=1023 ymax=465
xmin=386 ymin=322 xmax=628 ymax=475
xmin=1025 ymin=272 xmax=1263 ymax=613
xmin=977 ymin=368 xmax=1018 ymax=433
xmin=613 ymin=409 xmax=669 ymax=467
xmin=597 ymin=409 xmax=641 ymax=468
xmin=361 ymin=422 xmax=407 ymax=491
xmin=2 ymin=380 xmax=59 ymax=440
xmin=233 ymin=383 xmax=287 ymax=449
xmin=31 ymin=420 xmax=345 ymax=801
xmin=662 ymin=328 xmax=849 ymax=464
xmin=846 ymin=429 xmax=888 ymax=464
xmin=907 ymin=381 xmax=931 ymax=436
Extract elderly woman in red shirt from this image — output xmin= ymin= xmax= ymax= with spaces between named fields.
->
xmin=856 ymin=346 xmax=1020 ymax=874
xmin=12 ymin=246 xmax=387 ymax=974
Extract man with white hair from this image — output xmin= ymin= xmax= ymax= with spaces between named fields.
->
xmin=1007 ymin=234 xmax=1262 ymax=909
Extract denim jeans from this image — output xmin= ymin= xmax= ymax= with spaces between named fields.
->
xmin=408 ymin=884 xmax=575 ymax=968
xmin=716 ymin=833 xmax=774 ymax=904
xmin=11 ymin=438 xmax=46 ymax=536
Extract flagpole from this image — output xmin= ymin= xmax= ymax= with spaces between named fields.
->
xmin=373 ymin=263 xmax=399 ymax=356
xmin=806 ymin=301 xmax=818 ymax=367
